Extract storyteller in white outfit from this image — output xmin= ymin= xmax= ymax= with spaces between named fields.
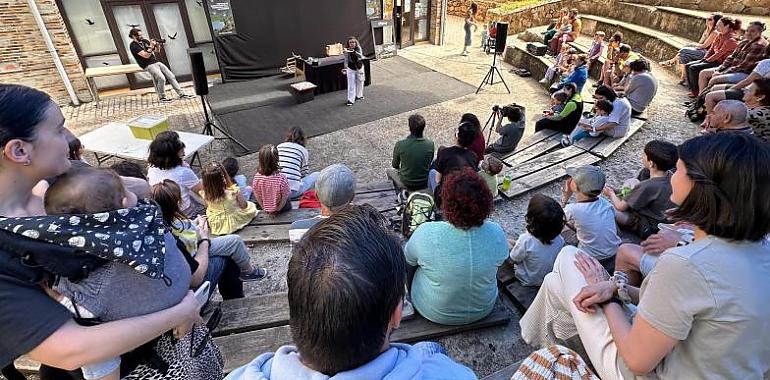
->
xmin=342 ymin=37 xmax=365 ymax=106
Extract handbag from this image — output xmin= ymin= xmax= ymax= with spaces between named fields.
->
xmin=121 ymin=325 xmax=224 ymax=380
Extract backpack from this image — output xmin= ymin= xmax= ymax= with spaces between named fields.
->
xmin=400 ymin=192 xmax=435 ymax=238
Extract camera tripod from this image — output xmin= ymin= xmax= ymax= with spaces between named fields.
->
xmin=481 ymin=107 xmax=501 ymax=145
xmin=199 ymin=95 xmax=250 ymax=153
xmin=476 ymin=51 xmax=510 ymax=94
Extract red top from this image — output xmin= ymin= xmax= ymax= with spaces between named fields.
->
xmin=489 ymin=26 xmax=497 ymax=38
xmin=469 ymin=133 xmax=485 ymax=161
xmin=252 ymin=173 xmax=290 ymax=213
xmin=704 ymin=31 xmax=738 ymax=63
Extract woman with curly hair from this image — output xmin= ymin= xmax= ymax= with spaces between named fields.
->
xmin=404 ymin=168 xmax=508 ymax=325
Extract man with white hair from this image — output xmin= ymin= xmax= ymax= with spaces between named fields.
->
xmin=706 ymin=99 xmax=754 ymax=134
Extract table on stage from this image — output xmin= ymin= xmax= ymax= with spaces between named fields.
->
xmin=299 ymin=56 xmax=371 ymax=94
xmin=78 ymin=122 xmax=214 ymax=167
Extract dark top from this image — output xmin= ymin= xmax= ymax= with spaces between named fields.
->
xmin=626 ymin=173 xmax=676 ymax=222
xmin=489 ymin=120 xmax=525 ymax=155
xmin=392 ymin=136 xmax=435 ymax=190
xmin=434 ymin=146 xmax=479 ymax=175
xmin=0 ymin=238 xmax=72 ymax=367
xmin=129 ymin=39 xmax=157 ymax=69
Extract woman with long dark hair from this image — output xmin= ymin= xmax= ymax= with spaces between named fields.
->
xmin=461 ymin=3 xmax=478 ymax=56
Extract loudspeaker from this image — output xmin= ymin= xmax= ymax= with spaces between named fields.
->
xmin=495 ymin=22 xmax=509 ymax=54
xmin=188 ymin=48 xmax=208 ymax=96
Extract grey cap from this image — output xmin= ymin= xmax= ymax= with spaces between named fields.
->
xmin=566 ymin=165 xmax=605 ymax=196
xmin=316 ymin=164 xmax=357 ymax=210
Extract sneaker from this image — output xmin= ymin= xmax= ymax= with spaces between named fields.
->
xmin=461 ymin=51 xmax=469 ymax=56
xmin=179 ymin=94 xmax=196 ymax=99
xmin=355 ymin=96 xmax=365 ymax=101
xmin=539 ymin=78 xmax=548 ymax=84
xmin=239 ymin=267 xmax=268 ymax=282
xmin=345 ymin=101 xmax=354 ymax=106
xmin=560 ymin=135 xmax=572 ymax=147
xmin=159 ymin=97 xmax=173 ymax=103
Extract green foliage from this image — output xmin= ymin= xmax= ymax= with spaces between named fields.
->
xmin=496 ymin=0 xmax=548 ymax=14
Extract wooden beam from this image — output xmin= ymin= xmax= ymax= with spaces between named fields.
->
xmin=501 ymin=153 xmax=602 ymax=198
xmin=590 ymin=119 xmax=645 ymax=158
xmin=237 ymin=224 xmax=291 ymax=244
xmin=214 ymin=309 xmax=510 ymax=373
xmin=251 ymin=208 xmax=320 ymax=226
xmin=504 ymin=281 xmax=539 ymax=313
xmin=212 ymin=293 xmax=290 ymax=337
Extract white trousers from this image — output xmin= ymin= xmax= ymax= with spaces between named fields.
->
xmin=346 ymin=68 xmax=364 ymax=103
xmin=519 ymin=246 xmax=635 ymax=380
xmin=145 ymin=62 xmax=185 ymax=100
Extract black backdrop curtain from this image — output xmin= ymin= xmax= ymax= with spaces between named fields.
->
xmin=212 ymin=0 xmax=375 ymax=80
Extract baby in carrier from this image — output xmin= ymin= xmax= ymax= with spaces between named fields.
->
xmin=41 ymin=167 xmax=192 ymax=380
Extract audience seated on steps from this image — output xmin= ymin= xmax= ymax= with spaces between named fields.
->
xmin=660 ymin=13 xmax=722 ymax=86
xmin=200 ymin=161 xmax=258 ymax=235
xmin=602 ymin=140 xmax=678 ymax=240
xmin=463 ymin=113 xmax=486 ymax=162
xmin=591 ymin=85 xmax=632 ymax=139
xmin=704 ymin=52 xmax=770 ymax=112
xmin=623 ymin=59 xmax=659 ymax=115
xmin=566 ymin=99 xmax=613 ymax=145
xmin=252 ymin=144 xmax=292 ymax=214
xmin=428 ymin=120 xmax=479 ymax=200
xmin=550 ymin=9 xmax=581 ymax=55
xmin=534 ymin=82 xmax=583 ymax=134
xmin=277 ymin=127 xmax=320 ymax=200
xmin=559 ymin=165 xmax=620 ymax=261
xmin=484 ymin=104 xmax=526 ymax=158
xmin=543 ymin=8 xmax=570 ymax=48
xmin=596 ymin=43 xmax=638 ymax=89
xmin=507 ymin=194 xmax=565 ymax=287
xmin=222 ymin=157 xmax=253 ymax=202
xmin=701 ymin=99 xmax=754 ymax=135
xmin=405 ymin=168 xmax=508 ymax=325
xmin=386 ymin=113 xmax=435 ymax=192
xmin=147 ymin=130 xmax=207 ymax=218
xmin=552 ymin=54 xmax=589 ymax=94
xmin=695 ymin=21 xmax=768 ymax=97
xmin=684 ymin=17 xmax=741 ymax=95
xmin=595 ymin=32 xmax=623 ymax=87
xmin=586 ymin=31 xmax=605 ymax=73
xmin=152 ymin=179 xmax=266 ymax=296
xmin=289 ymin=163 xmax=356 ymax=244
xmin=539 ymin=44 xmax=575 ymax=86
xmin=521 ymin=133 xmax=770 ymax=380
xmin=225 ymin=204 xmax=476 ymax=380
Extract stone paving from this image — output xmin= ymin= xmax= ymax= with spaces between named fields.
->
xmin=57 ymin=15 xmax=703 ymax=377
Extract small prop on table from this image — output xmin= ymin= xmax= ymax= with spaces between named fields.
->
xmin=325 ymin=43 xmax=344 ymax=56
xmin=128 ymin=115 xmax=168 ymax=140
xmin=289 ymin=81 xmax=317 ymax=104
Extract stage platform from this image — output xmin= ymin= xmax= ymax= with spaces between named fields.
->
xmin=207 ymin=56 xmax=474 ymax=155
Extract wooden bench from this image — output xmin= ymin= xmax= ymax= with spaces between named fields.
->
xmin=214 ymin=308 xmax=511 ymax=373
xmin=84 ymin=64 xmax=143 ymax=102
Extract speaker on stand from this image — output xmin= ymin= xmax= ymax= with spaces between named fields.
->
xmin=188 ymin=48 xmax=249 ymax=152
xmin=477 ymin=22 xmax=511 ymax=94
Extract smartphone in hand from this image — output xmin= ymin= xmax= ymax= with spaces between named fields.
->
xmin=194 ymin=281 xmax=211 ymax=306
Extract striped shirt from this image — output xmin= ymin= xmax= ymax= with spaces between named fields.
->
xmin=252 ymin=173 xmax=290 ymax=213
xmin=276 ymin=142 xmax=309 ymax=192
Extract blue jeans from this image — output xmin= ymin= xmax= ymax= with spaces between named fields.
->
xmin=204 ymin=256 xmax=244 ymax=300
xmin=289 ymin=171 xmax=320 ymax=200
xmin=570 ymin=129 xmax=590 ymax=143
xmin=428 ymin=169 xmax=439 ymax=193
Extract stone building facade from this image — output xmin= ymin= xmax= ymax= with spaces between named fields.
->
xmin=0 ymin=0 xmax=91 ymax=105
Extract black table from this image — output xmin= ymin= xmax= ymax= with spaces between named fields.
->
xmin=300 ymin=56 xmax=371 ymax=95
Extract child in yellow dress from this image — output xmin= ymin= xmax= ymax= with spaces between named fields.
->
xmin=200 ymin=161 xmax=257 ymax=235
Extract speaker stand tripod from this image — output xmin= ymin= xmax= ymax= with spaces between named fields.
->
xmin=199 ymin=95 xmax=250 ymax=152
xmin=476 ymin=51 xmax=511 ymax=94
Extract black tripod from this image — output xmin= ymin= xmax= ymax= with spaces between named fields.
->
xmin=476 ymin=51 xmax=510 ymax=94
xmin=199 ymin=95 xmax=249 ymax=152
xmin=481 ymin=107 xmax=501 ymax=144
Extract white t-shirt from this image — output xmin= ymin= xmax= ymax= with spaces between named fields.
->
xmin=509 ymin=232 xmax=565 ymax=286
xmin=605 ymin=97 xmax=632 ymax=138
xmin=752 ymin=58 xmax=770 ymax=78
xmin=147 ymin=165 xmax=200 ymax=211
xmin=638 ymin=236 xmax=770 ymax=379
xmin=564 ymin=198 xmax=621 ymax=260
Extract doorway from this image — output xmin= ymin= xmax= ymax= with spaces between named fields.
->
xmin=105 ymin=1 xmax=194 ymax=88
xmin=394 ymin=0 xmax=430 ymax=48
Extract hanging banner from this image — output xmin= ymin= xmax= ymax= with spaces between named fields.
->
xmin=208 ymin=0 xmax=237 ymax=36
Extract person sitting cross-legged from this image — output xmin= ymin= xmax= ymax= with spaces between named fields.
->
xmin=602 ymin=140 xmax=678 ymax=239
xmin=224 ymin=204 xmax=476 ymax=380
xmin=289 ymin=164 xmax=356 ymax=244
xmin=405 ymin=168 xmax=508 ymax=325
xmin=386 ymin=114 xmax=435 ymax=192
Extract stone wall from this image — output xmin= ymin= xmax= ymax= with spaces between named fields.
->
xmin=630 ymin=0 xmax=770 ymax=16
xmin=430 ymin=0 xmax=443 ymax=44
xmin=0 ymin=0 xmax=91 ymax=104
xmin=446 ymin=0 xmax=508 ymax=22
xmin=489 ymin=0 xmax=585 ymax=35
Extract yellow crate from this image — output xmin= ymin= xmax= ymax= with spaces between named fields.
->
xmin=127 ymin=115 xmax=169 ymax=140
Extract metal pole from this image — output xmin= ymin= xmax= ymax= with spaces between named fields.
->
xmin=28 ymin=0 xmax=80 ymax=105
xmin=439 ymin=0 xmax=447 ymax=45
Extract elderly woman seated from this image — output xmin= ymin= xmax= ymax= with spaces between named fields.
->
xmin=404 ymin=168 xmax=508 ymax=325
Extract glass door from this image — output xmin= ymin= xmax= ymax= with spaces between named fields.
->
xmin=413 ymin=0 xmax=430 ymax=42
xmin=110 ymin=4 xmax=154 ymax=85
xmin=399 ymin=0 xmax=414 ymax=48
xmin=151 ymin=3 xmax=192 ymax=77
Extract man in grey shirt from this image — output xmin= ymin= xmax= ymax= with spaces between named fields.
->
xmin=624 ymin=59 xmax=658 ymax=115
xmin=485 ymin=104 xmax=526 ymax=157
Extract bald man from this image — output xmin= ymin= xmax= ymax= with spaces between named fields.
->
xmin=706 ymin=100 xmax=753 ymax=134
